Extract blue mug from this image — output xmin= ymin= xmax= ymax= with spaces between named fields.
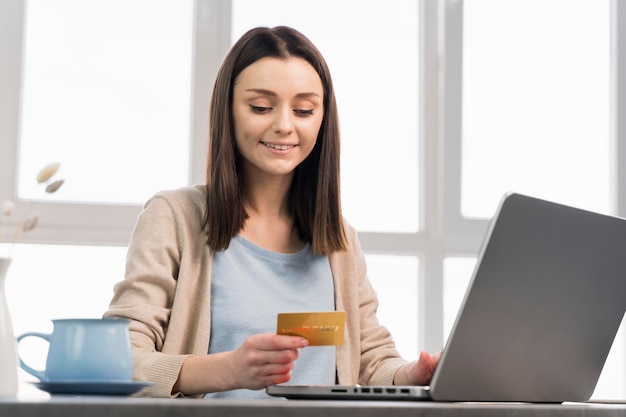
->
xmin=16 ymin=318 xmax=133 ymax=382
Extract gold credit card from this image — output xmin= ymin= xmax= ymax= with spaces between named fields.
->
xmin=277 ymin=311 xmax=346 ymax=346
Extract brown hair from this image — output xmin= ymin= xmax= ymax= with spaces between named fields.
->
xmin=204 ymin=26 xmax=347 ymax=255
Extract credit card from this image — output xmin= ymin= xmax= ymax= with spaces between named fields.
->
xmin=277 ymin=311 xmax=346 ymax=346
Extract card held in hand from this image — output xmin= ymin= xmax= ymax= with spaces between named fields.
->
xmin=276 ymin=311 xmax=346 ymax=346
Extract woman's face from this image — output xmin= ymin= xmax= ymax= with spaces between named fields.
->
xmin=232 ymin=57 xmax=324 ymax=180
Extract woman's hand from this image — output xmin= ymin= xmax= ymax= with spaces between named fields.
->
xmin=228 ymin=333 xmax=309 ymax=390
xmin=393 ymin=351 xmax=442 ymax=386
xmin=173 ymin=333 xmax=308 ymax=395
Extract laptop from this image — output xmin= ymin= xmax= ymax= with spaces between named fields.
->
xmin=267 ymin=193 xmax=626 ymax=403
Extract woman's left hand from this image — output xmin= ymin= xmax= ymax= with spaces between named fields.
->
xmin=393 ymin=350 xmax=442 ymax=386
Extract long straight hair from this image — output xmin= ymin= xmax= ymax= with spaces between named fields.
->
xmin=205 ymin=26 xmax=347 ymax=255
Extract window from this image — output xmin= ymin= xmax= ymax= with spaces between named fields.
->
xmin=443 ymin=257 xmax=475 ymax=341
xmin=18 ymin=0 xmax=193 ymax=206
xmin=0 ymin=0 xmax=202 ymax=246
xmin=2 ymin=0 xmax=625 ymax=400
xmin=461 ymin=0 xmax=611 ymax=217
xmin=366 ymin=255 xmax=419 ymax=360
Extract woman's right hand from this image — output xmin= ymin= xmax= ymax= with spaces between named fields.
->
xmin=228 ymin=333 xmax=309 ymax=390
xmin=173 ymin=333 xmax=308 ymax=395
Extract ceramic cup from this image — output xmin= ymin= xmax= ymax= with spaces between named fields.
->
xmin=16 ymin=318 xmax=133 ymax=382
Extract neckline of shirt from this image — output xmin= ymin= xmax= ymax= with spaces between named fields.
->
xmin=232 ymin=235 xmax=312 ymax=260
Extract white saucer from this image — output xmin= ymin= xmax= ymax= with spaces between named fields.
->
xmin=30 ymin=380 xmax=153 ymax=396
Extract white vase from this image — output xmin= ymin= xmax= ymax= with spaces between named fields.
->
xmin=0 ymin=257 xmax=18 ymax=396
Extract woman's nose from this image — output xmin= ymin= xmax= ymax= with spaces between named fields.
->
xmin=272 ymin=107 xmax=294 ymax=135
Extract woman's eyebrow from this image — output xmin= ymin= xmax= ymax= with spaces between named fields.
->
xmin=295 ymin=92 xmax=322 ymax=99
xmin=245 ymin=88 xmax=321 ymax=99
xmin=246 ymin=88 xmax=276 ymax=96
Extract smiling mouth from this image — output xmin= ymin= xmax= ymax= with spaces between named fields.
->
xmin=262 ymin=142 xmax=295 ymax=151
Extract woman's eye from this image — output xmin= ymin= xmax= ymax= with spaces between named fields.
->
xmin=250 ymin=105 xmax=270 ymax=113
xmin=294 ymin=109 xmax=314 ymax=117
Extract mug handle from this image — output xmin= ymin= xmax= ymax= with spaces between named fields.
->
xmin=16 ymin=332 xmax=50 ymax=381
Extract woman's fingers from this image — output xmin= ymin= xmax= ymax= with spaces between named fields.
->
xmin=230 ymin=333 xmax=308 ymax=390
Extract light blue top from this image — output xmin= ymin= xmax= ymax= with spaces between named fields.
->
xmin=205 ymin=235 xmax=336 ymax=399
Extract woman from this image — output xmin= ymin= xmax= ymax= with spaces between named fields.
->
xmin=104 ymin=26 xmax=440 ymax=398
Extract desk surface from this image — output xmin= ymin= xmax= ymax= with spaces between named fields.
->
xmin=1 ymin=396 xmax=626 ymax=417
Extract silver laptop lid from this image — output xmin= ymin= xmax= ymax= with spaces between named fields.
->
xmin=430 ymin=193 xmax=626 ymax=402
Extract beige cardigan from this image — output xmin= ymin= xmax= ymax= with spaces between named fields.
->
xmin=104 ymin=185 xmax=407 ymax=397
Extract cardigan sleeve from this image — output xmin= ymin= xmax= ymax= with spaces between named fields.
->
xmin=332 ymin=222 xmax=407 ymax=386
xmin=103 ymin=187 xmax=211 ymax=398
